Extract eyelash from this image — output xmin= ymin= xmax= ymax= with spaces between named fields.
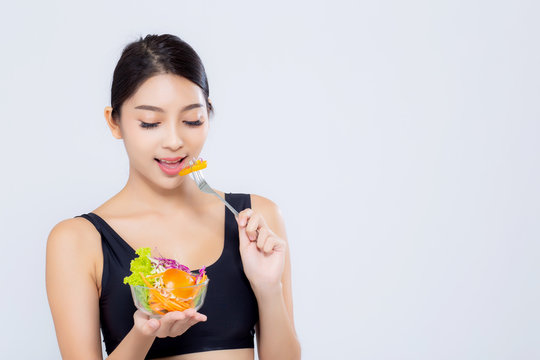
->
xmin=139 ymin=120 xmax=203 ymax=129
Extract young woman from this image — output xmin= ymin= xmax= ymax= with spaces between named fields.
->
xmin=46 ymin=34 xmax=300 ymax=360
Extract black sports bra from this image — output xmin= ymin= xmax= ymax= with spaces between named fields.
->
xmin=76 ymin=193 xmax=259 ymax=359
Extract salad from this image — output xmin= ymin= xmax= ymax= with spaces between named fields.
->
xmin=124 ymin=247 xmax=209 ymax=315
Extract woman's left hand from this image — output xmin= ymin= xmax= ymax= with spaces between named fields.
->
xmin=236 ymin=208 xmax=286 ymax=293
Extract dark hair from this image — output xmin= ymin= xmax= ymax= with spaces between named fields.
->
xmin=110 ymin=34 xmax=213 ymax=120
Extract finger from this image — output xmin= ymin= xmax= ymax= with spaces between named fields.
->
xmin=186 ymin=312 xmax=204 ymax=327
xmin=238 ymin=224 xmax=251 ymax=249
xmin=166 ymin=310 xmax=187 ymax=322
xmin=256 ymin=227 xmax=271 ymax=250
xmin=246 ymin=213 xmax=265 ymax=241
xmin=186 ymin=311 xmax=207 ymax=324
xmin=237 ymin=209 xmax=254 ymax=228
xmin=272 ymin=238 xmax=286 ymax=253
xmin=182 ymin=308 xmax=197 ymax=319
xmin=237 ymin=209 xmax=255 ymax=248
xmin=161 ymin=311 xmax=186 ymax=332
xmin=195 ymin=312 xmax=207 ymax=322
xmin=169 ymin=310 xmax=201 ymax=334
xmin=262 ymin=236 xmax=275 ymax=254
xmin=169 ymin=321 xmax=188 ymax=335
xmin=169 ymin=315 xmax=192 ymax=334
xmin=157 ymin=311 xmax=188 ymax=337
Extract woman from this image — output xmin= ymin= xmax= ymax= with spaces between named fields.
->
xmin=46 ymin=34 xmax=300 ymax=360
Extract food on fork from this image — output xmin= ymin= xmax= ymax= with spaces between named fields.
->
xmin=178 ymin=157 xmax=207 ymax=176
xmin=124 ymin=247 xmax=209 ymax=315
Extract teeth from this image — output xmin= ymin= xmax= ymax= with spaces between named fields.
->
xmin=159 ymin=158 xmax=184 ymax=164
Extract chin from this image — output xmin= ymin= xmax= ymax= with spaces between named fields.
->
xmin=159 ymin=176 xmax=185 ymax=189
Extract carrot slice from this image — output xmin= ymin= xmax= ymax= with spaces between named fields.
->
xmin=150 ymin=289 xmax=185 ymax=312
xmin=139 ymin=273 xmax=154 ymax=287
xmin=140 ymin=273 xmax=176 ymax=313
xmin=149 ymin=301 xmax=166 ymax=314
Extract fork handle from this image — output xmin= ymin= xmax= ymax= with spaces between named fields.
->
xmin=212 ymin=192 xmax=239 ymax=218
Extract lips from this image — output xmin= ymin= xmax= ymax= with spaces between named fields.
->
xmin=155 ymin=156 xmax=188 ymax=175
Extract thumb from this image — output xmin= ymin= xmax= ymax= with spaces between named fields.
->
xmin=141 ymin=318 xmax=161 ymax=336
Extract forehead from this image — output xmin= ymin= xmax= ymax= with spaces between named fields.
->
xmin=126 ymin=73 xmax=205 ymax=109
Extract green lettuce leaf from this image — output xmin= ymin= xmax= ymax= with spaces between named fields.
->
xmin=123 ymin=247 xmax=153 ymax=286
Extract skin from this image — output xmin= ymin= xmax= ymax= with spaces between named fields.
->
xmin=46 ymin=74 xmax=301 ymax=360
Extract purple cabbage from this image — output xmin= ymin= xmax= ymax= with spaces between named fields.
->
xmin=195 ymin=266 xmax=206 ymax=283
xmin=149 ymin=248 xmax=207 ymax=281
xmin=152 ymin=256 xmax=191 ymax=273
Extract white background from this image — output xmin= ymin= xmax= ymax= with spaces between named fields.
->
xmin=1 ymin=0 xmax=538 ymax=359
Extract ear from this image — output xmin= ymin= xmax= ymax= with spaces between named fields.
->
xmin=104 ymin=106 xmax=122 ymax=139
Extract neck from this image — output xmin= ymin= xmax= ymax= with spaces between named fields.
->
xmin=119 ymin=168 xmax=204 ymax=215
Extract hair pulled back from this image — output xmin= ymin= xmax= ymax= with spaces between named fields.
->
xmin=110 ymin=34 xmax=213 ymax=120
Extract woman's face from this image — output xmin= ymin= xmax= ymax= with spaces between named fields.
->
xmin=115 ymin=74 xmax=210 ymax=189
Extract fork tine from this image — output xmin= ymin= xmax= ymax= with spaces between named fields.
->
xmin=190 ymin=167 xmax=199 ymax=183
xmin=191 ymin=166 xmax=205 ymax=188
xmin=193 ymin=167 xmax=202 ymax=180
xmin=193 ymin=170 xmax=201 ymax=185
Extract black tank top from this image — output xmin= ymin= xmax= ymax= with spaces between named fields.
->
xmin=75 ymin=193 xmax=259 ymax=359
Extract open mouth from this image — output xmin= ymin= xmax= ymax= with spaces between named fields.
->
xmin=154 ymin=156 xmax=188 ymax=173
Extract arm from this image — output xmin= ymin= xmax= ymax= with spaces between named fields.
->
xmin=46 ymin=219 xmax=205 ymax=359
xmin=46 ymin=218 xmax=108 ymax=359
xmin=241 ymin=196 xmax=301 ymax=360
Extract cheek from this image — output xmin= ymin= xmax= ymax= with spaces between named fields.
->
xmin=182 ymin=126 xmax=209 ymax=146
xmin=199 ymin=128 xmax=209 ymax=142
xmin=195 ymin=124 xmax=210 ymax=142
xmin=122 ymin=128 xmax=159 ymax=157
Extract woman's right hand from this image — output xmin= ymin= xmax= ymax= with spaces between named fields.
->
xmin=133 ymin=309 xmax=207 ymax=338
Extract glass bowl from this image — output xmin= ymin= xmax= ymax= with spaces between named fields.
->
xmin=129 ymin=278 xmax=209 ymax=318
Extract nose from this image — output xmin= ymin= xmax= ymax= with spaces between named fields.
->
xmin=162 ymin=123 xmax=184 ymax=150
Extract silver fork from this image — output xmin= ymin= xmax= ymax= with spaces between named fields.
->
xmin=188 ymin=157 xmax=239 ymax=217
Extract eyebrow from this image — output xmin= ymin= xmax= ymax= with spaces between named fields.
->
xmin=134 ymin=103 xmax=204 ymax=113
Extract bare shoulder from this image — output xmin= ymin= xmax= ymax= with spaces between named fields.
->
xmin=250 ymin=194 xmax=287 ymax=239
xmin=46 ymin=217 xmax=101 ymax=271
xmin=250 ymin=194 xmax=282 ymax=217
xmin=48 ymin=217 xmax=100 ymax=249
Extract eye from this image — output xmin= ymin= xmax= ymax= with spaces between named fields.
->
xmin=185 ymin=120 xmax=204 ymax=127
xmin=140 ymin=121 xmax=159 ymax=129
